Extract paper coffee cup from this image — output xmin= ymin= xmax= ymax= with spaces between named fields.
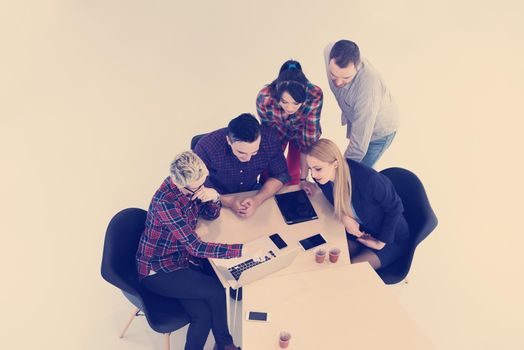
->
xmin=315 ymin=249 xmax=326 ymax=263
xmin=329 ymin=247 xmax=341 ymax=263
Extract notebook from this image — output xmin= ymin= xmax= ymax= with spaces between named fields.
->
xmin=274 ymin=189 xmax=318 ymax=225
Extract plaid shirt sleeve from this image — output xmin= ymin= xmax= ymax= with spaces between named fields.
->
xmin=158 ymin=201 xmax=242 ymax=259
xmin=136 ymin=232 xmax=155 ymax=279
xmin=264 ymin=128 xmax=291 ymax=184
xmin=257 ymin=88 xmax=291 ymax=146
xmin=298 ymin=84 xmax=323 ymax=150
xmin=256 ymin=87 xmax=273 ymax=126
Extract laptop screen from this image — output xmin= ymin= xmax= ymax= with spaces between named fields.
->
xmin=274 ymin=190 xmax=318 ymax=225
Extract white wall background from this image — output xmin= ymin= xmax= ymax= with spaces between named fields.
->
xmin=1 ymin=1 xmax=523 ymax=349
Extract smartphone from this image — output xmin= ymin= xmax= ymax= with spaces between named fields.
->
xmin=298 ymin=233 xmax=327 ymax=251
xmin=269 ymin=233 xmax=288 ymax=249
xmin=246 ymin=311 xmax=269 ymax=322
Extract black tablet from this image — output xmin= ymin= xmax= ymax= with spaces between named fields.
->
xmin=274 ymin=190 xmax=318 ymax=225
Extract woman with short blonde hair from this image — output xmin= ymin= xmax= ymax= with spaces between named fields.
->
xmin=170 ymin=150 xmax=209 ymax=187
xmin=137 ymin=150 xmax=242 ymax=350
xmin=305 ymin=139 xmax=410 ymax=269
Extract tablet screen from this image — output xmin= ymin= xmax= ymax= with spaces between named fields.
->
xmin=274 ymin=190 xmax=318 ymax=225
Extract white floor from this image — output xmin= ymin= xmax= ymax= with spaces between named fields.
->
xmin=2 ymin=1 xmax=524 ymax=349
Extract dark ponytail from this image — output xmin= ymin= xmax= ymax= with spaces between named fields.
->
xmin=268 ymin=60 xmax=309 ymax=103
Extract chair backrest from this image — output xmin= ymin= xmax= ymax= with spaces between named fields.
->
xmin=378 ymin=167 xmax=438 ymax=284
xmin=101 ymin=208 xmax=147 ymax=296
xmin=190 ymin=133 xmax=208 ymax=151
xmin=101 ymin=208 xmax=191 ymax=333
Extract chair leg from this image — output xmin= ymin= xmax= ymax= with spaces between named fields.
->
xmin=119 ymin=307 xmax=140 ymax=338
xmin=164 ymin=333 xmax=171 ymax=350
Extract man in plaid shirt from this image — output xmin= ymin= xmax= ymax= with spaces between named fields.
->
xmin=136 ymin=151 xmax=242 ymax=350
xmin=195 ymin=113 xmax=290 ymax=218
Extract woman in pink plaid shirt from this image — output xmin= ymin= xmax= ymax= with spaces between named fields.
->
xmin=256 ymin=60 xmax=323 ymax=193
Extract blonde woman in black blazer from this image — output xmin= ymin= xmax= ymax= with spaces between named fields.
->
xmin=304 ymin=138 xmax=409 ymax=269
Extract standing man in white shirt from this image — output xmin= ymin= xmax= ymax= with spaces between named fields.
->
xmin=325 ymin=39 xmax=399 ymax=167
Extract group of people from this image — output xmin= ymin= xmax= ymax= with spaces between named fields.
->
xmin=135 ymin=40 xmax=407 ymax=350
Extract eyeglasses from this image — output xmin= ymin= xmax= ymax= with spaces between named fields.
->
xmin=184 ymin=184 xmax=203 ymax=195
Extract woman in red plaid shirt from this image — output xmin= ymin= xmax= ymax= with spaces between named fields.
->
xmin=256 ymin=60 xmax=323 ymax=193
xmin=137 ymin=151 xmax=243 ymax=350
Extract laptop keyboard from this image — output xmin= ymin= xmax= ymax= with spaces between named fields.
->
xmin=228 ymin=250 xmax=276 ymax=281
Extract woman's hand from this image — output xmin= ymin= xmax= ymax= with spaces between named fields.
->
xmin=300 ymin=180 xmax=317 ymax=196
xmin=356 ymin=235 xmax=386 ymax=250
xmin=192 ymin=186 xmax=219 ymax=202
xmin=342 ymin=215 xmax=365 ymax=238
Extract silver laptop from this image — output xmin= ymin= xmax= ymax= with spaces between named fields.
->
xmin=212 ymin=235 xmax=300 ymax=290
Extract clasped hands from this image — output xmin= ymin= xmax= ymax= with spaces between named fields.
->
xmin=228 ymin=196 xmax=260 ymax=218
xmin=230 ymin=180 xmax=317 ymax=217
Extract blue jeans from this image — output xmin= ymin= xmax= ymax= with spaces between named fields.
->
xmin=360 ymin=132 xmax=396 ymax=168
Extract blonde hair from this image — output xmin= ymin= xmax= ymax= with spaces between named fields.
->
xmin=306 ymin=139 xmax=353 ymax=220
xmin=170 ymin=150 xmax=209 ymax=187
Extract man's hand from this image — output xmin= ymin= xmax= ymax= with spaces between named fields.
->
xmin=342 ymin=215 xmax=365 ymax=238
xmin=224 ymin=196 xmax=246 ymax=214
xmin=192 ymin=186 xmax=219 ymax=202
xmin=300 ymin=180 xmax=317 ymax=196
xmin=356 ymin=235 xmax=386 ymax=250
xmin=221 ymin=196 xmax=255 ymax=218
xmin=237 ymin=197 xmax=259 ymax=218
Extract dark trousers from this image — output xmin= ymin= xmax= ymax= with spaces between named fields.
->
xmin=141 ymin=261 xmax=233 ymax=350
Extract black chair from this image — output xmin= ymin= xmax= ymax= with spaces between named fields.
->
xmin=377 ymin=168 xmax=438 ymax=284
xmin=190 ymin=133 xmax=208 ymax=151
xmin=101 ymin=208 xmax=190 ymax=349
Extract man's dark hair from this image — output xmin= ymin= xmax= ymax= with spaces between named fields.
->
xmin=227 ymin=113 xmax=261 ymax=143
xmin=329 ymin=40 xmax=361 ymax=68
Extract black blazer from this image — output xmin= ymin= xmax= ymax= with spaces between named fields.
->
xmin=318 ymin=159 xmax=409 ymax=244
